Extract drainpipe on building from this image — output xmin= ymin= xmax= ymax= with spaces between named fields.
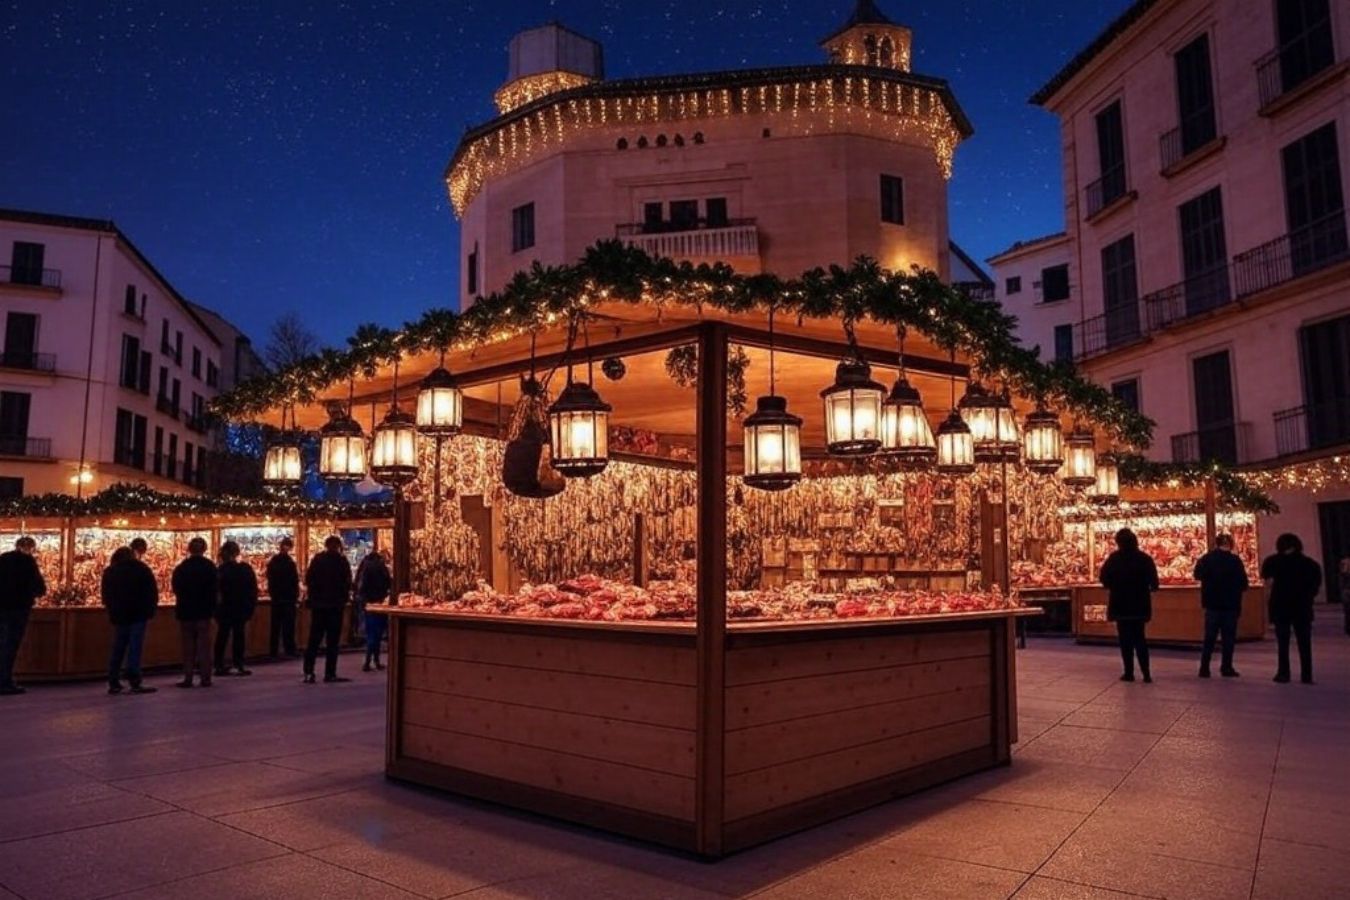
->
xmin=74 ymin=233 xmax=104 ymax=499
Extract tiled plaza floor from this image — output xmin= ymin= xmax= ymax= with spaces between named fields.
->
xmin=2 ymin=620 xmax=1348 ymax=900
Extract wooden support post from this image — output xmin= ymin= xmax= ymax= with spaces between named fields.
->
xmin=62 ymin=517 xmax=76 ymax=587
xmin=633 ymin=513 xmax=648 ymax=587
xmin=695 ymin=322 xmax=728 ymax=858
xmin=1204 ymin=478 xmax=1218 ymax=548
xmin=391 ymin=493 xmax=410 ymax=607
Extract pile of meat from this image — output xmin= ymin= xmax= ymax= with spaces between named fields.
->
xmin=728 ymin=582 xmax=1016 ymax=620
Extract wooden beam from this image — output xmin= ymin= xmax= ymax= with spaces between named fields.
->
xmin=723 ymin=324 xmax=969 ymax=379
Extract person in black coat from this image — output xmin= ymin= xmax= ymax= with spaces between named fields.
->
xmin=265 ymin=537 xmax=301 ymax=658
xmin=1261 ymin=533 xmax=1322 ymax=684
xmin=172 ymin=537 xmax=217 ymax=688
xmin=1099 ymin=528 xmax=1159 ymax=683
xmin=357 ymin=551 xmax=392 ymax=672
xmin=1194 ymin=534 xmax=1250 ymax=679
xmin=214 ymin=541 xmax=259 ymax=677
xmin=303 ymin=535 xmax=353 ymax=684
xmin=102 ymin=546 xmax=160 ymax=694
xmin=0 ymin=536 xmax=47 ymax=696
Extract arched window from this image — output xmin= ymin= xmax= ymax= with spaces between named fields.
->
xmin=864 ymin=34 xmax=879 ymax=66
xmin=616 ymin=138 xmax=628 ymax=150
xmin=673 ymin=134 xmax=685 ymax=147
xmin=693 ymin=132 xmax=705 ymax=144
xmin=880 ymin=36 xmax=894 ymax=67
xmin=637 ymin=136 xmax=648 ymax=148
xmin=656 ymin=134 xmax=668 ymax=147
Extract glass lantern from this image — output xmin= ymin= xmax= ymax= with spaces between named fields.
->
xmin=262 ymin=433 xmax=303 ymax=490
xmin=416 ymin=366 xmax=463 ymax=437
xmin=1092 ymin=452 xmax=1120 ymax=502
xmin=370 ymin=405 xmax=419 ymax=486
xmin=959 ymin=383 xmax=1020 ymax=463
xmin=549 ymin=380 xmax=611 ymax=478
xmin=318 ymin=407 xmax=366 ymax=482
xmin=1062 ymin=429 xmax=1098 ymax=488
xmin=1022 ymin=408 xmax=1064 ymax=474
xmin=880 ymin=377 xmax=936 ymax=469
xmin=821 ymin=358 xmax=885 ymax=456
xmin=742 ymin=395 xmax=803 ymax=491
xmin=935 ymin=410 xmax=976 ymax=475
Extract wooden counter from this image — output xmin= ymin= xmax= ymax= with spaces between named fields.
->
xmin=1072 ymin=585 xmax=1266 ymax=645
xmin=378 ymin=606 xmax=1030 ymax=857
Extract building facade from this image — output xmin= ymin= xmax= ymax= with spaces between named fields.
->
xmin=1025 ymin=0 xmax=1350 ymax=586
xmin=0 ymin=209 xmax=233 ymax=497
xmin=448 ymin=3 xmax=974 ymax=306
xmin=987 ymin=233 xmax=1074 ymax=366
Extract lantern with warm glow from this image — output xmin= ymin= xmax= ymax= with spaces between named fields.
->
xmin=1092 ymin=452 xmax=1120 ymax=502
xmin=549 ymin=380 xmax=611 ymax=478
xmin=821 ymin=358 xmax=885 ymax=456
xmin=1062 ymin=429 xmax=1098 ymax=487
xmin=416 ymin=364 xmax=463 ymax=437
xmin=318 ymin=406 xmax=366 ymax=482
xmin=262 ymin=433 xmax=303 ymax=490
xmin=936 ymin=410 xmax=976 ymax=475
xmin=370 ymin=406 xmax=419 ymax=486
xmin=743 ymin=395 xmax=802 ymax=490
xmin=880 ymin=377 xmax=936 ymax=469
xmin=959 ymin=383 xmax=1020 ymax=463
xmin=1022 ymin=408 xmax=1064 ymax=474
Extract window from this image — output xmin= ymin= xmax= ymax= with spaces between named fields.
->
xmin=206 ymin=360 xmax=219 ymax=389
xmin=0 ymin=391 xmax=31 ymax=446
xmin=1005 ymin=276 xmax=1022 ymax=295
xmin=879 ymin=174 xmax=905 ymax=225
xmin=153 ymin=426 xmax=164 ymax=476
xmin=167 ymin=434 xmax=178 ymax=478
xmin=114 ymin=408 xmax=135 ymax=466
xmin=466 ymin=246 xmax=478 ymax=295
xmin=0 ymin=477 xmax=21 ymax=499
xmin=133 ymin=414 xmax=147 ymax=468
xmin=8 ymin=242 xmax=45 ymax=286
xmin=642 ymin=202 xmax=663 ymax=233
xmin=1191 ymin=350 xmax=1237 ymax=464
xmin=158 ymin=366 xmax=169 ymax=400
xmin=1282 ymin=122 xmax=1347 ymax=274
xmin=511 ymin=203 xmax=535 ymax=253
xmin=191 ymin=347 xmax=201 ymax=378
xmin=1094 ymin=101 xmax=1127 ymax=207
xmin=1040 ymin=265 xmax=1070 ymax=302
xmin=1276 ymin=0 xmax=1334 ymax=95
xmin=191 ymin=392 xmax=205 ymax=421
xmin=1178 ymin=187 xmax=1230 ymax=314
xmin=124 ymin=284 xmax=138 ymax=316
xmin=1173 ymin=35 xmax=1217 ymax=155
xmin=1053 ymin=325 xmax=1074 ymax=363
xmin=196 ymin=445 xmax=206 ymax=487
xmin=184 ymin=440 xmax=195 ymax=483
xmin=1111 ymin=378 xmax=1141 ymax=413
xmin=706 ymin=197 xmax=729 ymax=228
xmin=1101 ymin=235 xmax=1141 ymax=347
xmin=120 ymin=335 xmax=141 ymax=389
xmin=174 ymin=331 xmax=183 ymax=364
xmin=1298 ymin=313 xmax=1350 ymax=448
xmin=160 ymin=318 xmax=170 ymax=352
xmin=3 ymin=312 xmax=38 ymax=368
xmin=138 ymin=350 xmax=151 ymax=395
xmin=669 ymin=200 xmax=699 ymax=230
xmin=171 ymin=378 xmax=181 ymax=412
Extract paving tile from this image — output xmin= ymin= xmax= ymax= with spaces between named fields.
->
xmin=1064 ymin=800 xmax=1262 ymax=870
xmin=112 ymin=760 xmax=369 ymax=817
xmin=1014 ymin=716 xmax=1061 ymax=748
xmin=749 ymin=848 xmax=1026 ymax=900
xmin=59 ymin=741 xmax=233 ymax=782
xmin=1060 ymin=700 xmax=1189 ymax=735
xmin=113 ymin=852 xmax=425 ymax=900
xmin=964 ymin=759 xmax=1127 ymax=814
xmin=1013 ymin=875 xmax=1154 ymax=898
xmin=1040 ymin=837 xmax=1252 ymax=900
xmin=1262 ymin=786 xmax=1350 ymax=851
xmin=1016 ymin=724 xmax=1160 ymax=771
xmin=257 ymin=743 xmax=383 ymax=778
xmin=0 ymin=811 xmax=286 ymax=900
xmin=1251 ymin=838 xmax=1350 ymax=900
xmin=459 ymin=861 xmax=726 ymax=900
xmin=877 ymin=798 xmax=1085 ymax=873
xmin=0 ymin=780 xmax=173 ymax=843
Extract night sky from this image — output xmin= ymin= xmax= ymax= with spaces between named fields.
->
xmin=2 ymin=1 xmax=1130 ymax=348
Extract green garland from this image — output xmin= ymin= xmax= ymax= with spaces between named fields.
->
xmin=212 ymin=241 xmax=1155 ymax=447
xmin=0 ymin=483 xmax=393 ymax=521
xmin=664 ymin=344 xmax=751 ymax=415
xmin=1116 ymin=455 xmax=1277 ymax=514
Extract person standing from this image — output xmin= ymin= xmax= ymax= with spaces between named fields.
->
xmin=130 ymin=537 xmax=148 ymax=561
xmin=303 ymin=535 xmax=353 ymax=684
xmin=172 ymin=537 xmax=217 ymax=688
xmin=1194 ymin=534 xmax=1249 ymax=678
xmin=102 ymin=546 xmax=160 ymax=695
xmin=1261 ymin=533 xmax=1322 ymax=685
xmin=214 ymin=541 xmax=258 ymax=677
xmin=0 ymin=536 xmax=47 ymax=696
xmin=357 ymin=551 xmax=392 ymax=672
xmin=265 ymin=537 xmax=301 ymax=657
xmin=1100 ymin=528 xmax=1159 ymax=683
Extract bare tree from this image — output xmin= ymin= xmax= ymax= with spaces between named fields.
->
xmin=263 ymin=313 xmax=319 ymax=370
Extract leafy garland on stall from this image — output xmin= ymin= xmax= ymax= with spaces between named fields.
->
xmin=210 ymin=241 xmax=1155 ymax=448
xmin=0 ymin=483 xmax=393 ymax=520
xmin=1116 ymin=455 xmax=1278 ymax=514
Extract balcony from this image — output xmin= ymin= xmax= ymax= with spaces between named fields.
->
xmin=185 ymin=412 xmax=211 ymax=435
xmin=1142 ymin=265 xmax=1233 ymax=331
xmin=1159 ymin=113 xmax=1222 ymax=176
xmin=1171 ymin=422 xmax=1253 ymax=467
xmin=0 ymin=435 xmax=52 ymax=458
xmin=1275 ymin=399 xmax=1350 ymax=457
xmin=160 ymin=341 xmax=182 ymax=365
xmin=0 ymin=350 xmax=56 ymax=373
xmin=617 ymin=219 xmax=759 ymax=266
xmin=1233 ymin=211 xmax=1349 ymax=298
xmin=1074 ymin=303 xmax=1143 ymax=360
xmin=0 ymin=265 xmax=62 ymax=290
xmin=155 ymin=395 xmax=179 ymax=419
xmin=1084 ymin=166 xmax=1130 ymax=219
xmin=1257 ymin=24 xmax=1340 ymax=114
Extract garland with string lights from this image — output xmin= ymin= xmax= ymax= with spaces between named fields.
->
xmin=0 ymin=484 xmax=393 ymax=521
xmin=211 ymin=241 xmax=1155 ymax=447
xmin=1115 ymin=455 xmax=1277 ymax=513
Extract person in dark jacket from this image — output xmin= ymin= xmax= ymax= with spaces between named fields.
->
xmin=1194 ymin=534 xmax=1250 ymax=679
xmin=265 ymin=537 xmax=301 ymax=658
xmin=1099 ymin=528 xmax=1159 ymax=683
xmin=1261 ymin=533 xmax=1322 ymax=684
xmin=102 ymin=546 xmax=160 ymax=695
xmin=172 ymin=537 xmax=217 ymax=688
xmin=357 ymin=551 xmax=392 ymax=672
xmin=0 ymin=536 xmax=47 ymax=696
xmin=303 ymin=535 xmax=353 ymax=684
xmin=214 ymin=541 xmax=259 ymax=677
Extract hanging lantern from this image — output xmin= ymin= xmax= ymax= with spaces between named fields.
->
xmin=743 ymin=395 xmax=802 ymax=491
xmin=1092 ymin=452 xmax=1120 ymax=502
xmin=959 ymin=383 xmax=1020 ymax=463
xmin=549 ymin=380 xmax=611 ymax=478
xmin=935 ymin=410 xmax=976 ymax=475
xmin=1022 ymin=408 xmax=1064 ymax=474
xmin=821 ymin=358 xmax=885 ymax=456
xmin=262 ymin=432 xmax=303 ymax=490
xmin=881 ymin=377 xmax=936 ymax=469
xmin=1062 ymin=429 xmax=1098 ymax=487
xmin=370 ymin=405 xmax=418 ymax=485
xmin=318 ymin=405 xmax=366 ymax=482
xmin=415 ymin=363 xmax=463 ymax=437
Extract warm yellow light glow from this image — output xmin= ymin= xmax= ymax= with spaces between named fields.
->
xmin=262 ymin=445 xmax=302 ymax=486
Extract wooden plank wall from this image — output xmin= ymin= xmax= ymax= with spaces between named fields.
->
xmin=722 ymin=624 xmax=996 ymax=831
xmin=394 ymin=620 xmax=700 ymax=833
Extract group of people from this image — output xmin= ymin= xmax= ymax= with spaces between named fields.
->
xmin=0 ymin=534 xmax=393 ymax=696
xmin=1100 ymin=529 xmax=1326 ymax=684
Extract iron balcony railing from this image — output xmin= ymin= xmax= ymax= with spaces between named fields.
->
xmin=1172 ymin=421 xmax=1252 ymax=467
xmin=1233 ymin=211 xmax=1349 ymax=298
xmin=1256 ymin=23 xmax=1337 ymax=110
xmin=1142 ymin=265 xmax=1233 ymax=331
xmin=1084 ymin=165 xmax=1128 ymax=218
xmin=1074 ymin=303 xmax=1143 ymax=359
xmin=113 ymin=444 xmax=146 ymax=469
xmin=0 ymin=265 xmax=61 ymax=289
xmin=1274 ymin=398 xmax=1350 ymax=456
xmin=1159 ymin=109 xmax=1218 ymax=171
xmin=617 ymin=220 xmax=759 ymax=262
xmin=155 ymin=395 xmax=179 ymax=419
xmin=0 ymin=350 xmax=56 ymax=372
xmin=185 ymin=412 xmax=210 ymax=434
xmin=0 ymin=435 xmax=52 ymax=458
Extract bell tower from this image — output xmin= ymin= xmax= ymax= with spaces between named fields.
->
xmin=820 ymin=0 xmax=912 ymax=72
xmin=494 ymin=22 xmax=604 ymax=114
